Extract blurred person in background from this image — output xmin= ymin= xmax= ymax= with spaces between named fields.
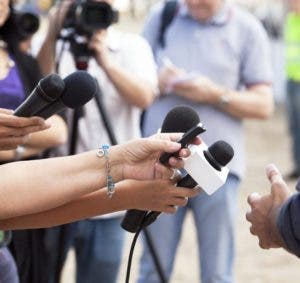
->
xmin=246 ymin=163 xmax=300 ymax=258
xmin=0 ymin=0 xmax=67 ymax=282
xmin=37 ymin=0 xmax=158 ymax=282
xmin=284 ymin=0 xmax=300 ymax=180
xmin=138 ymin=0 xmax=274 ymax=282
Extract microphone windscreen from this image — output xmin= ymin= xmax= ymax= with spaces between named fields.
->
xmin=161 ymin=105 xmax=200 ymax=133
xmin=208 ymin=140 xmax=234 ymax=167
xmin=39 ymin=74 xmax=65 ymax=101
xmin=61 ymin=71 xmax=97 ymax=108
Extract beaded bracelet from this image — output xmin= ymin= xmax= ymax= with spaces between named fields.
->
xmin=97 ymin=144 xmax=115 ymax=198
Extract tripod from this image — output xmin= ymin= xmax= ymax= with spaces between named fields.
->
xmin=54 ymin=47 xmax=167 ymax=283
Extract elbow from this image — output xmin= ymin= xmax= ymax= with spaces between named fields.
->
xmin=258 ymin=99 xmax=275 ymax=120
xmin=138 ymin=90 xmax=156 ymax=110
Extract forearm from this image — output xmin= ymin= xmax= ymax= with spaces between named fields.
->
xmin=277 ymin=194 xmax=300 ymax=257
xmin=0 ymin=184 xmax=133 ymax=230
xmin=213 ymin=86 xmax=274 ymax=119
xmin=23 ymin=115 xmax=67 ymax=149
xmin=0 ymin=147 xmax=123 ymax=220
xmin=103 ymin=62 xmax=155 ymax=109
xmin=37 ymin=35 xmax=57 ymax=75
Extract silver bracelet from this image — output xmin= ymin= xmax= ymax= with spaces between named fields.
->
xmin=97 ymin=144 xmax=115 ymax=198
xmin=14 ymin=145 xmax=25 ymax=161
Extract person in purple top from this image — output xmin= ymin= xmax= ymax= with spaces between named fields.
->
xmin=0 ymin=1 xmax=67 ymax=282
xmin=247 ymin=164 xmax=300 ymax=258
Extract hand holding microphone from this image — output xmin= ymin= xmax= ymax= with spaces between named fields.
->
xmin=121 ymin=106 xmax=206 ymax=232
xmin=121 ymin=105 xmax=235 ymax=233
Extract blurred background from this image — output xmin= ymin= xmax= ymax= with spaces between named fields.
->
xmin=15 ymin=0 xmax=300 ymax=282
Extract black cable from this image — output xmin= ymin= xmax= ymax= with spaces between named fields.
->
xmin=125 ymin=227 xmax=142 ymax=283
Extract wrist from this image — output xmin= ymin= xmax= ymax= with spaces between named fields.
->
xmin=108 ymin=145 xmax=124 ymax=183
xmin=214 ymin=87 xmax=232 ymax=107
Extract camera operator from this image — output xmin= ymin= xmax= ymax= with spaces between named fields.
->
xmin=38 ymin=0 xmax=158 ymax=282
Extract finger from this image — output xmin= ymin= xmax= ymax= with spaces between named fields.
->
xmin=147 ymin=139 xmax=181 ymax=154
xmin=171 ymin=196 xmax=188 ymax=207
xmin=0 ymin=108 xmax=13 ymax=114
xmin=247 ymin=192 xmax=262 ymax=207
xmin=245 ymin=210 xmax=253 ymax=223
xmin=178 ymin=148 xmax=190 ymax=158
xmin=168 ymin=157 xmax=184 ymax=169
xmin=0 ymin=114 xmax=46 ymax=128
xmin=266 ymin=164 xmax=284 ymax=184
xmin=249 ymin=225 xmax=257 ymax=236
xmin=173 ymin=187 xmax=201 ymax=198
xmin=0 ymin=136 xmax=28 ymax=150
xmin=154 ymin=163 xmax=175 ymax=180
xmin=164 ymin=206 xmax=177 ymax=214
xmin=153 ymin=132 xmax=183 ymax=142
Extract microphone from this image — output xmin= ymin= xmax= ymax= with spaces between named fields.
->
xmin=36 ymin=71 xmax=97 ymax=119
xmin=142 ymin=141 xmax=234 ymax=229
xmin=14 ymin=73 xmax=65 ymax=117
xmin=178 ymin=140 xmax=234 ymax=194
xmin=121 ymin=105 xmax=206 ymax=233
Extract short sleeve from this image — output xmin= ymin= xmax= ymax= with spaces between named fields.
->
xmin=240 ymin=19 xmax=273 ymax=87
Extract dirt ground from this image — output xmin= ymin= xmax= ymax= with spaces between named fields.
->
xmin=60 ymin=12 xmax=299 ymax=283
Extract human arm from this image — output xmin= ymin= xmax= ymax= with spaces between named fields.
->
xmin=88 ymin=30 xmax=157 ymax=109
xmin=245 ymin=164 xmax=300 ymax=256
xmin=159 ymin=64 xmax=274 ymax=120
xmin=0 ymin=114 xmax=67 ymax=161
xmin=0 ymin=179 xmax=200 ymax=230
xmin=0 ymin=133 xmax=197 ymax=220
xmin=0 ymin=108 xmax=50 ymax=150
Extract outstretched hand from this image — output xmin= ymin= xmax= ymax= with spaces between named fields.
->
xmin=0 ymin=109 xmax=50 ymax=150
xmin=246 ymin=164 xmax=291 ymax=249
xmin=114 ymin=133 xmax=201 ymax=181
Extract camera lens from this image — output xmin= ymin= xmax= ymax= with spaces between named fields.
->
xmin=18 ymin=13 xmax=40 ymax=35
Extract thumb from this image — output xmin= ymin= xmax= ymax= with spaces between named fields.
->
xmin=266 ymin=164 xmax=291 ymax=202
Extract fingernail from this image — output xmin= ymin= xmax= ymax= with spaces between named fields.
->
xmin=265 ymin=164 xmax=278 ymax=175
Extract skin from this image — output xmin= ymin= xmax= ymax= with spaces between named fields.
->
xmin=0 ymin=133 xmax=201 ymax=223
xmin=0 ymin=108 xmax=50 ymax=150
xmin=246 ymin=164 xmax=291 ymax=250
xmin=288 ymin=0 xmax=300 ymax=14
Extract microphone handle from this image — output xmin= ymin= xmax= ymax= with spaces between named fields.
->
xmin=121 ymin=209 xmax=148 ymax=233
xmin=35 ymin=99 xmax=65 ymax=119
xmin=14 ymin=85 xmax=54 ymax=117
xmin=176 ymin=174 xmax=198 ymax=188
xmin=159 ymin=125 xmax=206 ymax=165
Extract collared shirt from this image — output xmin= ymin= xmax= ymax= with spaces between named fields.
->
xmin=142 ymin=1 xmax=272 ymax=177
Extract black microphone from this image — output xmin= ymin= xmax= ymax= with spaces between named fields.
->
xmin=36 ymin=71 xmax=97 ymax=119
xmin=177 ymin=140 xmax=234 ymax=189
xmin=143 ymin=140 xmax=234 ymax=228
xmin=14 ymin=73 xmax=65 ymax=117
xmin=121 ymin=105 xmax=205 ymax=233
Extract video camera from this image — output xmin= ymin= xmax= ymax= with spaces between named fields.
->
xmin=59 ymin=0 xmax=119 ymax=70
xmin=13 ymin=10 xmax=40 ymax=41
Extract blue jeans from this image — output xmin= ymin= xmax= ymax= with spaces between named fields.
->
xmin=286 ymin=80 xmax=300 ymax=171
xmin=137 ymin=174 xmax=240 ymax=283
xmin=73 ymin=218 xmax=125 ymax=283
xmin=0 ymin=248 xmax=19 ymax=283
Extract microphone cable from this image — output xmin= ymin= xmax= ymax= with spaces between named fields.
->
xmin=125 ymin=213 xmax=167 ymax=283
xmin=125 ymin=226 xmax=142 ymax=283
